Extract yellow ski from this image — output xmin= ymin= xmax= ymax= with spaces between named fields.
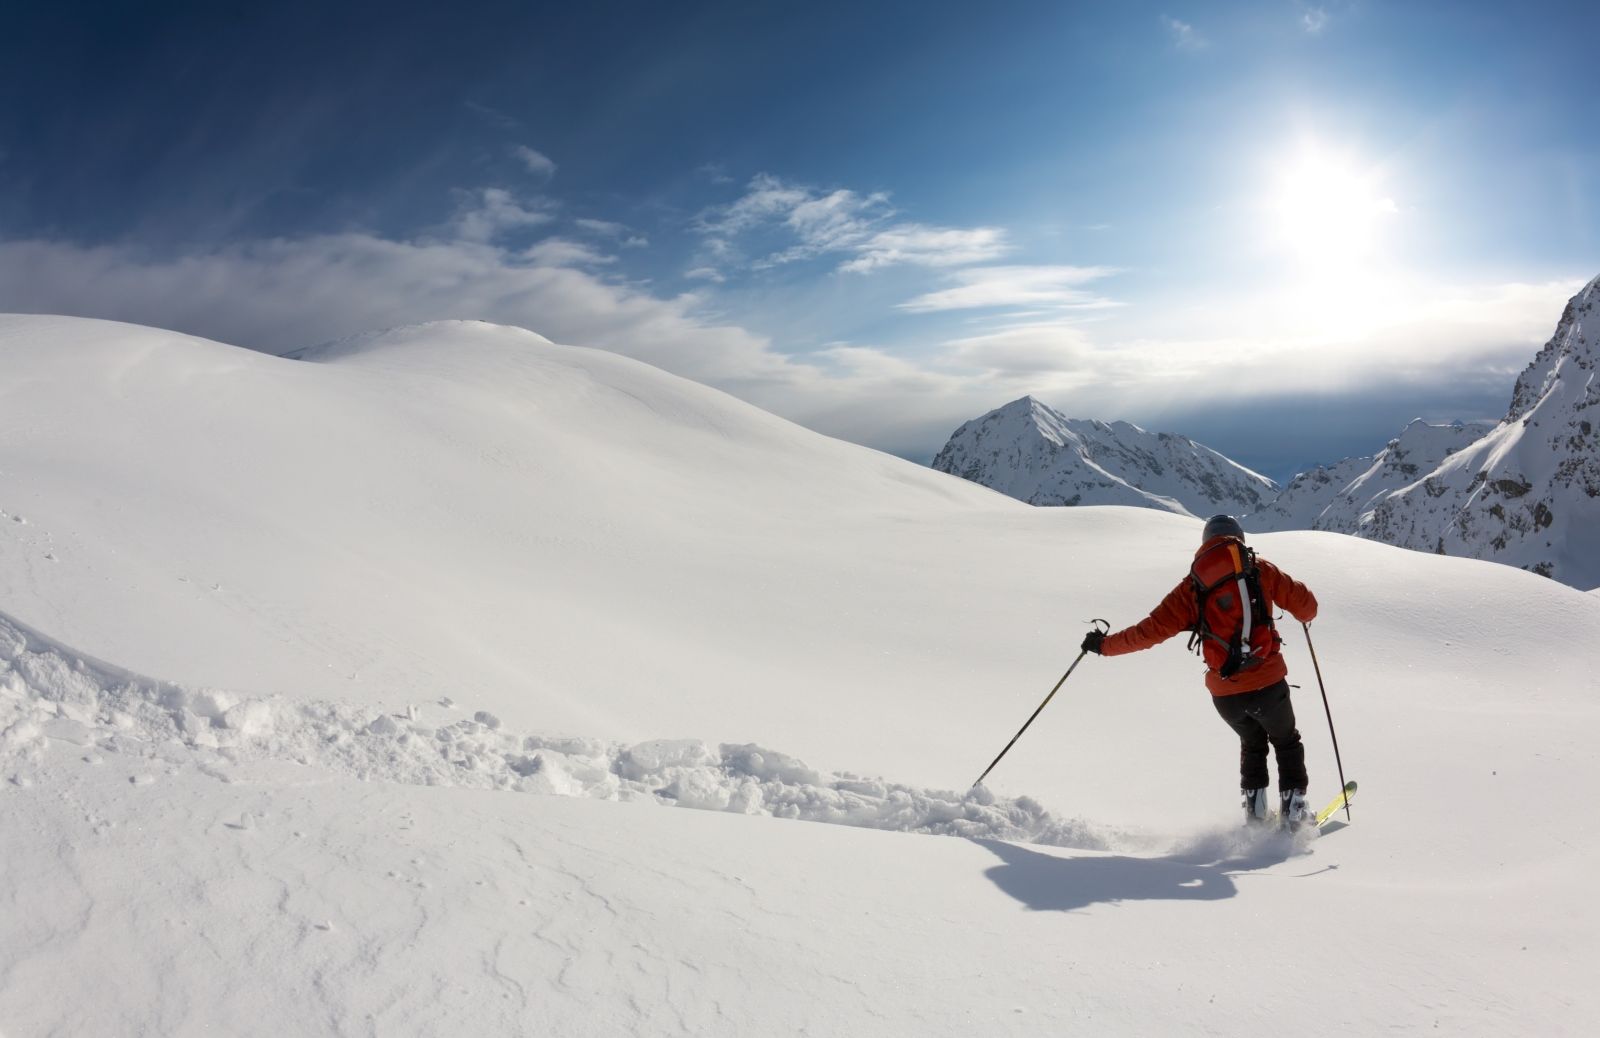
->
xmin=1315 ymin=780 xmax=1357 ymax=827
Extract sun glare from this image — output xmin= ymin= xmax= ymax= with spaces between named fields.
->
xmin=1269 ymin=145 xmax=1398 ymax=269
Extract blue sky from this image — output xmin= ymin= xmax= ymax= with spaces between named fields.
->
xmin=2 ymin=0 xmax=1596 ymax=481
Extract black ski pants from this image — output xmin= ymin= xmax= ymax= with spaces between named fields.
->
xmin=1211 ymin=679 xmax=1308 ymax=792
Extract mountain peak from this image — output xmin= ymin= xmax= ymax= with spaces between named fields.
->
xmin=932 ymin=401 xmax=1276 ymax=516
xmin=1507 ymin=275 xmax=1597 ymax=422
xmin=1364 ymin=273 xmax=1600 ymax=586
xmin=1248 ymin=417 xmax=1494 ymax=534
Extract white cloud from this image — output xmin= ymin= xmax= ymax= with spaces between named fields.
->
xmin=898 ymin=266 xmax=1122 ymax=313
xmin=574 ymin=218 xmax=648 ymax=249
xmin=512 ymin=145 xmax=558 ymax=178
xmin=696 ymin=174 xmax=1009 ymax=274
xmin=940 ymin=322 xmax=1097 ymax=376
xmin=696 ymin=173 xmax=819 ymax=237
xmin=522 ymin=237 xmax=614 ymax=267
xmin=1067 ymin=276 xmax=1588 ymax=406
xmin=449 ymin=188 xmax=554 ymax=244
xmin=1301 ymin=6 xmax=1329 ymax=33
xmin=841 ymin=225 xmax=1009 ymax=273
xmin=574 ymin=218 xmax=627 ymax=237
xmin=0 ymin=232 xmax=793 ymax=389
xmin=1162 ymin=16 xmax=1208 ymax=51
xmin=684 ymin=267 xmax=726 ymax=283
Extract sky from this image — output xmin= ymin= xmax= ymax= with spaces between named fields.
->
xmin=1 ymin=0 xmax=1596 ymax=482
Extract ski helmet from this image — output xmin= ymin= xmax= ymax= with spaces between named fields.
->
xmin=1202 ymin=514 xmax=1244 ymax=543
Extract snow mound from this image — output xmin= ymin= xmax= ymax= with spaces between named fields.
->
xmin=0 ymin=612 xmax=1108 ymax=850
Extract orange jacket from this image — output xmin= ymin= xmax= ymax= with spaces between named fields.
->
xmin=1101 ymin=537 xmax=1318 ymax=696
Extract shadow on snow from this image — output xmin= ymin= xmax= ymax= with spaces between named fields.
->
xmin=970 ymin=830 xmax=1303 ymax=913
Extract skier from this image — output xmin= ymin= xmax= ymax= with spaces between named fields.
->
xmin=1080 ymin=514 xmax=1320 ymax=827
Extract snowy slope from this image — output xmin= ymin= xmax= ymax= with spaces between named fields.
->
xmin=1365 ymin=275 xmax=1600 ymax=587
xmin=0 ymin=315 xmax=1016 ymax=777
xmin=1248 ymin=418 xmax=1494 ymax=533
xmin=4 ymin=314 xmax=1600 ymax=1035
xmin=932 ymin=396 xmax=1278 ymax=516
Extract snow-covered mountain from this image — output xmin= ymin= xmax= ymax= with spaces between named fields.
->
xmin=931 ymin=396 xmax=1279 ymax=517
xmin=1248 ymin=419 xmax=1495 ymax=533
xmin=1362 ymin=274 xmax=1600 ymax=588
xmin=4 ymin=314 xmax=1600 ymax=1034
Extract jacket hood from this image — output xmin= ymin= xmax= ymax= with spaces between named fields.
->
xmin=1195 ymin=534 xmax=1246 ymax=559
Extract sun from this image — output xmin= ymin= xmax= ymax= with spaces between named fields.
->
xmin=1268 ymin=145 xmax=1398 ymax=269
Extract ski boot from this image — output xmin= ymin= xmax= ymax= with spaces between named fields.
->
xmin=1279 ymin=788 xmax=1313 ymax=831
xmin=1242 ymin=787 xmax=1271 ymax=826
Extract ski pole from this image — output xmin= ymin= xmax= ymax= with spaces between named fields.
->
xmin=1302 ymin=621 xmax=1351 ymax=821
xmin=970 ymin=620 xmax=1108 ymax=790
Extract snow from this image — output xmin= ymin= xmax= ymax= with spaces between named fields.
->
xmin=1364 ymin=275 xmax=1600 ymax=586
xmin=0 ymin=612 xmax=1108 ymax=847
xmin=1249 ymin=418 xmax=1494 ymax=533
xmin=932 ymin=396 xmax=1278 ymax=517
xmin=3 ymin=314 xmax=1600 ymax=1034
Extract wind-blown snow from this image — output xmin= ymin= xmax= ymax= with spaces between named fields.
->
xmin=3 ymin=314 xmax=1599 ymax=1035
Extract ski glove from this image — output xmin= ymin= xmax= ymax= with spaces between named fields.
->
xmin=1081 ymin=629 xmax=1105 ymax=655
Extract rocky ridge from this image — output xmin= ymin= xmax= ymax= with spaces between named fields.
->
xmin=1248 ymin=419 xmax=1495 ymax=534
xmin=930 ymin=396 xmax=1278 ymax=518
xmin=1363 ymin=275 xmax=1600 ymax=588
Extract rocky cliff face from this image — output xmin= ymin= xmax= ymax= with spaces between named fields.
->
xmin=931 ymin=396 xmax=1278 ymax=518
xmin=1363 ymin=275 xmax=1600 ymax=587
xmin=1249 ymin=419 xmax=1494 ymax=534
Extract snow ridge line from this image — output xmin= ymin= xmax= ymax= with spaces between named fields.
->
xmin=0 ymin=616 xmax=1109 ymax=850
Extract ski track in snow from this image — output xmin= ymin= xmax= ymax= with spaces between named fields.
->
xmin=0 ymin=615 xmax=1114 ymax=852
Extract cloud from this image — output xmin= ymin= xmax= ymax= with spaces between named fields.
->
xmin=898 ymin=265 xmax=1122 ymax=313
xmin=512 ymin=145 xmax=558 ymax=178
xmin=574 ymin=218 xmax=649 ymax=249
xmin=1301 ymin=6 xmax=1329 ymax=33
xmin=1063 ymin=277 xmax=1589 ymax=407
xmin=522 ymin=237 xmax=614 ymax=267
xmin=684 ymin=267 xmax=726 ymax=283
xmin=695 ymin=173 xmax=819 ymax=237
xmin=1162 ymin=16 xmax=1208 ymax=51
xmin=574 ymin=218 xmax=627 ymax=237
xmin=940 ymin=321 xmax=1097 ymax=376
xmin=840 ymin=225 xmax=1009 ymax=273
xmin=448 ymin=188 xmax=554 ymax=243
xmin=0 ymin=232 xmax=796 ymax=390
xmin=695 ymin=174 xmax=1008 ymax=276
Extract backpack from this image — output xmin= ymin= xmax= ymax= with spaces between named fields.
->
xmin=1186 ymin=538 xmax=1279 ymax=677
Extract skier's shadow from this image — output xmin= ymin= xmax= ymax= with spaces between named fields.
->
xmin=969 ymin=835 xmax=1294 ymax=913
